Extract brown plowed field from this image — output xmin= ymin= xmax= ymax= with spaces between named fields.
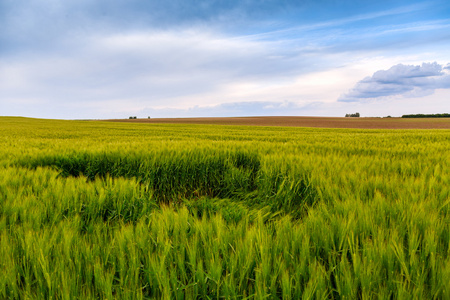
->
xmin=106 ymin=116 xmax=450 ymax=129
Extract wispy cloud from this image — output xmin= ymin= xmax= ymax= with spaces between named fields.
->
xmin=0 ymin=29 xmax=325 ymax=118
xmin=237 ymin=2 xmax=436 ymax=41
xmin=339 ymin=62 xmax=450 ymax=102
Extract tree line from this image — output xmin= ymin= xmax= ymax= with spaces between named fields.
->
xmin=402 ymin=113 xmax=449 ymax=118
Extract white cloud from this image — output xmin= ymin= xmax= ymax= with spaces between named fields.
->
xmin=339 ymin=62 xmax=450 ymax=102
xmin=0 ymin=28 xmax=347 ymax=118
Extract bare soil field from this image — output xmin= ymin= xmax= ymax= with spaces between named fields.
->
xmin=106 ymin=116 xmax=450 ymax=129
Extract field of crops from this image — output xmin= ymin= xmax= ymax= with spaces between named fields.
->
xmin=109 ymin=116 xmax=450 ymax=129
xmin=1 ymin=117 xmax=449 ymax=299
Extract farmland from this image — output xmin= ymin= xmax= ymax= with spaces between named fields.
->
xmin=0 ymin=116 xmax=449 ymax=299
xmin=107 ymin=116 xmax=450 ymax=129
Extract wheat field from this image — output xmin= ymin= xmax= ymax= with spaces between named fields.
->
xmin=0 ymin=117 xmax=449 ymax=299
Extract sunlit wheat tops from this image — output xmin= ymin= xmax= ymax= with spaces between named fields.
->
xmin=0 ymin=117 xmax=449 ymax=299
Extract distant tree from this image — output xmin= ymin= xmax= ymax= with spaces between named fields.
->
xmin=129 ymin=116 xmax=137 ymax=119
xmin=345 ymin=112 xmax=360 ymax=117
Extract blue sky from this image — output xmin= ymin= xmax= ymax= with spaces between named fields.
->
xmin=1 ymin=0 xmax=449 ymax=119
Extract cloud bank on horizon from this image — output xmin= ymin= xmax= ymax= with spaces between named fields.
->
xmin=1 ymin=0 xmax=450 ymax=119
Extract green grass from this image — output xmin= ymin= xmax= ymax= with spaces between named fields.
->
xmin=0 ymin=116 xmax=449 ymax=299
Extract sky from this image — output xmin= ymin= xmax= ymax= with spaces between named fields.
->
xmin=1 ymin=0 xmax=449 ymax=119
